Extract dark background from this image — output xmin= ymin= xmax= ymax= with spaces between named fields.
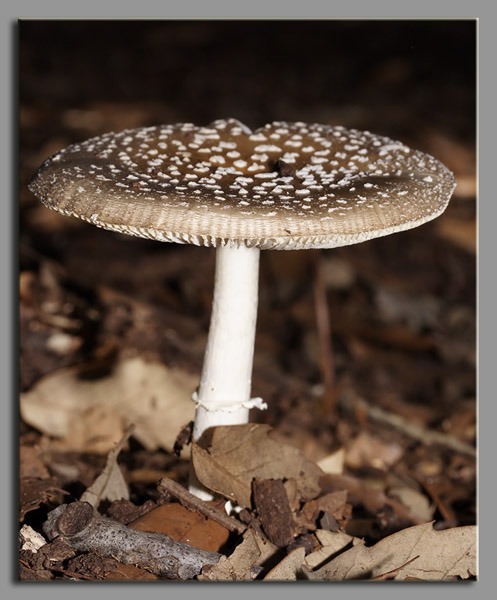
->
xmin=18 ymin=19 xmax=477 ymax=535
xmin=20 ymin=19 xmax=475 ymax=142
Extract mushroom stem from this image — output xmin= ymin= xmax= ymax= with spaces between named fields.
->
xmin=192 ymin=243 xmax=263 ymax=442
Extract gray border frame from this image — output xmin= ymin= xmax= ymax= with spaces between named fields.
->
xmin=4 ymin=1 xmax=490 ymax=598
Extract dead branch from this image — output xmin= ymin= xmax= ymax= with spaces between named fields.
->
xmin=158 ymin=477 xmax=246 ymax=535
xmin=43 ymin=501 xmax=221 ymax=580
xmin=343 ymin=392 xmax=476 ymax=457
xmin=312 ymin=252 xmax=336 ymax=413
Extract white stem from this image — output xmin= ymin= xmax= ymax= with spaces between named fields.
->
xmin=192 ymin=244 xmax=262 ymax=442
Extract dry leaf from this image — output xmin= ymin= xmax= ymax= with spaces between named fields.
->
xmin=192 ymin=424 xmax=324 ymax=508
xmin=304 ymin=529 xmax=355 ymax=569
xmin=80 ymin=428 xmax=132 ymax=507
xmin=304 ymin=522 xmax=476 ymax=581
xmin=297 ymin=490 xmax=349 ymax=532
xmin=345 ymin=431 xmax=403 ymax=470
xmin=20 ymin=357 xmax=197 ymax=454
xmin=263 ymin=547 xmax=306 ymax=580
xmin=198 ymin=528 xmax=277 ymax=581
xmin=388 ymin=485 xmax=435 ymax=523
xmin=319 ymin=473 xmax=425 ymax=525
xmin=317 ymin=448 xmax=345 ymax=475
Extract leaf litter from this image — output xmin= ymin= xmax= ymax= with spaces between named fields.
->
xmin=19 ymin=21 xmax=476 ymax=583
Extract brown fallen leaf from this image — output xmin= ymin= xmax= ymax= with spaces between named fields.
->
xmin=320 ymin=473 xmax=430 ymax=525
xmin=303 ymin=522 xmax=477 ymax=581
xmin=263 ymin=547 xmax=306 ymax=581
xmin=345 ymin=431 xmax=403 ymax=470
xmin=198 ymin=528 xmax=278 ymax=581
xmin=304 ymin=529 xmax=355 ymax=569
xmin=388 ymin=485 xmax=435 ymax=523
xmin=297 ymin=490 xmax=350 ymax=532
xmin=192 ymin=424 xmax=324 ymax=508
xmin=20 ymin=356 xmax=197 ymax=454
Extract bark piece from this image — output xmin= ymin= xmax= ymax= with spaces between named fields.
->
xmin=64 ymin=553 xmax=159 ymax=581
xmin=19 ymin=525 xmax=47 ymax=553
xmin=107 ymin=498 xmax=157 ymax=525
xmin=43 ymin=501 xmax=221 ymax=580
xmin=19 ymin=476 xmax=67 ymax=521
xmin=252 ymin=478 xmax=295 ymax=548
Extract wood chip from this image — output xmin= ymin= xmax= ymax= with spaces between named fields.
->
xmin=252 ymin=478 xmax=295 ymax=547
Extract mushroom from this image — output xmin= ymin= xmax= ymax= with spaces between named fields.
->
xmin=28 ymin=118 xmax=455 ymax=494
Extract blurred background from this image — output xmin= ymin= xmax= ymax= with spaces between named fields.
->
xmin=19 ymin=19 xmax=476 ymax=532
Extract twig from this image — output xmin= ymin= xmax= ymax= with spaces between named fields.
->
xmin=158 ymin=477 xmax=246 ymax=535
xmin=43 ymin=501 xmax=221 ymax=580
xmin=408 ymin=469 xmax=457 ymax=527
xmin=343 ymin=392 xmax=476 ymax=457
xmin=312 ymin=253 xmax=336 ymax=413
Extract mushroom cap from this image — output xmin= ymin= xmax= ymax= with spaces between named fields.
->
xmin=29 ymin=119 xmax=456 ymax=250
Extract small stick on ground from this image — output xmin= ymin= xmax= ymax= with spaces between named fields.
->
xmin=408 ymin=469 xmax=458 ymax=527
xmin=312 ymin=252 xmax=336 ymax=414
xmin=43 ymin=501 xmax=221 ymax=580
xmin=343 ymin=391 xmax=476 ymax=457
xmin=158 ymin=477 xmax=246 ymax=535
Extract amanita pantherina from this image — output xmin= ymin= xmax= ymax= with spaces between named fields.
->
xmin=29 ymin=119 xmax=455 ymax=493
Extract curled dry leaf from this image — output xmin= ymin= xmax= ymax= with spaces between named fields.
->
xmin=304 ymin=529 xmax=355 ymax=569
xmin=303 ymin=521 xmax=477 ymax=581
xmin=20 ymin=356 xmax=197 ymax=454
xmin=263 ymin=547 xmax=306 ymax=581
xmin=192 ymin=424 xmax=324 ymax=508
xmin=198 ymin=528 xmax=277 ymax=581
xmin=80 ymin=427 xmax=133 ymax=507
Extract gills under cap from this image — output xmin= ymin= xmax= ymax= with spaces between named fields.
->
xmin=29 ymin=118 xmax=456 ymax=250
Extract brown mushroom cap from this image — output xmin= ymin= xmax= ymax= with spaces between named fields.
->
xmin=29 ymin=118 xmax=456 ymax=250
